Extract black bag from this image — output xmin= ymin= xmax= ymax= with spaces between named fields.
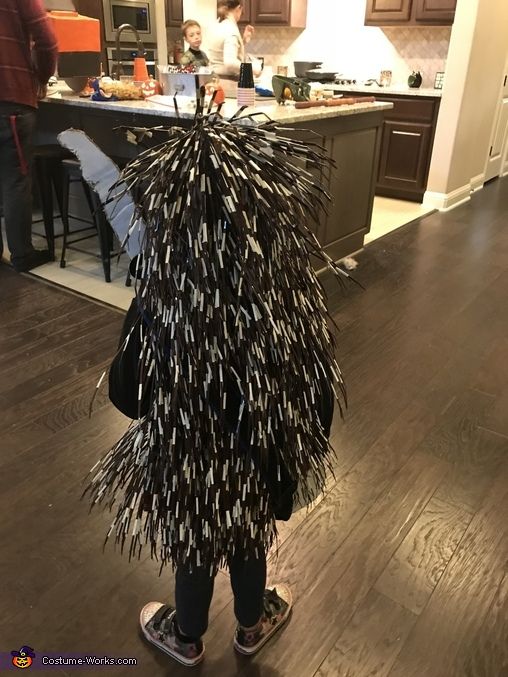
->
xmin=109 ymin=300 xmax=153 ymax=419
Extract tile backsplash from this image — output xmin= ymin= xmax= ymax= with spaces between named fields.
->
xmin=244 ymin=0 xmax=451 ymax=87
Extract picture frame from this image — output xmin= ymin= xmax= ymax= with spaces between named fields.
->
xmin=434 ymin=72 xmax=445 ymax=90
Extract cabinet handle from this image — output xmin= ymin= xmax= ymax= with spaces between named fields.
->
xmin=392 ymin=130 xmax=421 ymax=137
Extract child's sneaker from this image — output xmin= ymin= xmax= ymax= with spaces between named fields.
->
xmin=140 ymin=602 xmax=205 ymax=667
xmin=234 ymin=584 xmax=292 ymax=656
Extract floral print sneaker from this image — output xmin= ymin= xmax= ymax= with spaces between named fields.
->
xmin=140 ymin=602 xmax=205 ymax=667
xmin=234 ymin=584 xmax=293 ymax=656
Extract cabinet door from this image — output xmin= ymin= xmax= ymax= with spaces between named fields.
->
xmin=252 ymin=0 xmax=290 ymax=25
xmin=240 ymin=0 xmax=252 ymax=24
xmin=414 ymin=0 xmax=456 ymax=23
xmin=377 ymin=121 xmax=433 ymax=200
xmin=365 ymin=0 xmax=412 ymax=24
xmin=166 ymin=0 xmax=183 ymax=28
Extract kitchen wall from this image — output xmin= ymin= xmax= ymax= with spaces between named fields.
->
xmin=246 ymin=0 xmax=451 ymax=88
xmin=426 ymin=0 xmax=508 ymax=207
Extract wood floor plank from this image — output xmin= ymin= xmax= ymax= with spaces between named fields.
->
xmin=2 ymin=177 xmax=508 ymax=677
xmin=462 ymin=572 xmax=508 ymax=677
xmin=418 ymin=389 xmax=507 ymax=512
xmin=388 ymin=462 xmax=508 ymax=677
xmin=374 ymin=497 xmax=472 ymax=615
xmin=0 ymin=304 xmax=112 ymax=363
xmin=314 ymin=589 xmax=417 ymax=677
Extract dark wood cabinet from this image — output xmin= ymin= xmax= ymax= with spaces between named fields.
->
xmin=284 ymin=111 xmax=385 ymax=261
xmin=239 ymin=0 xmax=307 ymax=27
xmin=365 ymin=0 xmax=412 ymax=24
xmin=165 ymin=0 xmax=183 ymax=28
xmin=240 ymin=0 xmax=252 ymax=23
xmin=365 ymin=0 xmax=456 ymax=25
xmin=414 ymin=0 xmax=457 ymax=23
xmin=375 ymin=95 xmax=440 ymax=201
xmin=339 ymin=92 xmax=439 ymax=201
xmin=377 ymin=120 xmax=433 ymax=199
xmin=252 ymin=0 xmax=290 ymax=24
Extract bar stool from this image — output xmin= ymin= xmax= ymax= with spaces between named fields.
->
xmin=59 ymin=159 xmax=120 ymax=283
xmin=33 ymin=144 xmax=73 ymax=259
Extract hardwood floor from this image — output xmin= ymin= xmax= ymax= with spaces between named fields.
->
xmin=1 ymin=177 xmax=507 ymax=677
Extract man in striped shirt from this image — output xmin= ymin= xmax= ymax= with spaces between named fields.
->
xmin=0 ymin=0 xmax=58 ymax=272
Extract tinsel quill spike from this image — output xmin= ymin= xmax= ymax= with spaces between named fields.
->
xmin=85 ymin=108 xmax=355 ymax=573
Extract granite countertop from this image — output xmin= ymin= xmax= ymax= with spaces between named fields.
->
xmin=331 ymin=83 xmax=442 ymax=98
xmin=42 ymin=84 xmax=393 ymax=125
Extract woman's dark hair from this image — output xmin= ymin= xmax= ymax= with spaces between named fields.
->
xmin=217 ymin=0 xmax=241 ymax=22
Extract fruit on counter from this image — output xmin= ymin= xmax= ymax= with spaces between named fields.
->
xmin=283 ymin=86 xmax=293 ymax=100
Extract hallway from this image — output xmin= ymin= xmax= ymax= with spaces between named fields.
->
xmin=0 ymin=177 xmax=507 ymax=677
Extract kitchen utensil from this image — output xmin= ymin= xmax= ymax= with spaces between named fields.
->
xmin=272 ymin=75 xmax=311 ymax=104
xmin=408 ymin=71 xmax=422 ymax=88
xmin=294 ymin=96 xmax=375 ymax=109
xmin=305 ymin=69 xmax=338 ymax=82
xmin=293 ymin=61 xmax=322 ymax=78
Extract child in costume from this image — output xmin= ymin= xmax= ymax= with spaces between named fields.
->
xmin=180 ymin=20 xmax=209 ymax=69
xmin=86 ymin=109 xmax=351 ymax=667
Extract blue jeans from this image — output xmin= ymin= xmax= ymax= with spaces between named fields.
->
xmin=175 ymin=551 xmax=267 ymax=638
xmin=0 ymin=102 xmax=37 ymax=266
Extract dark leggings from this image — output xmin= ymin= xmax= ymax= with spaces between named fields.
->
xmin=175 ymin=551 xmax=267 ymax=639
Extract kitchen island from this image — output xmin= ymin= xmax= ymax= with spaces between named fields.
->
xmin=36 ymin=86 xmax=393 ymax=262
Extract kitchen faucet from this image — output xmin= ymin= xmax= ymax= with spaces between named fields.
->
xmin=111 ymin=23 xmax=146 ymax=79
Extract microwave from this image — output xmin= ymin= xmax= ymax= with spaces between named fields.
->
xmin=102 ymin=0 xmax=157 ymax=44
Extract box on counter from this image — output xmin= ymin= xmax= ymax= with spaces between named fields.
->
xmin=158 ymin=67 xmax=214 ymax=97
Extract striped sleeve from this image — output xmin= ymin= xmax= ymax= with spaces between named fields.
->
xmin=20 ymin=0 xmax=59 ymax=84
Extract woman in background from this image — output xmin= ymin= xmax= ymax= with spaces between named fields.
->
xmin=207 ymin=0 xmax=262 ymax=97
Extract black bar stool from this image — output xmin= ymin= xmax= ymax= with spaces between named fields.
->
xmin=59 ymin=159 xmax=120 ymax=283
xmin=33 ymin=145 xmax=73 ymax=259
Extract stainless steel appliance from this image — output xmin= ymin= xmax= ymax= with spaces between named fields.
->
xmin=102 ymin=0 xmax=157 ymax=44
xmin=106 ymin=46 xmax=157 ymax=78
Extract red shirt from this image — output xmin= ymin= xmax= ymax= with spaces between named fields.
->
xmin=0 ymin=0 xmax=58 ymax=109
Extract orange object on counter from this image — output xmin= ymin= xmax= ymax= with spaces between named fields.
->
xmin=48 ymin=11 xmax=100 ymax=53
xmin=133 ymin=57 xmax=149 ymax=83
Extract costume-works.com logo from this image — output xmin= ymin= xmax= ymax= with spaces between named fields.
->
xmin=11 ymin=646 xmax=35 ymax=669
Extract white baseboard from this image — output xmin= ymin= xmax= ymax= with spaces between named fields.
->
xmin=423 ymin=183 xmax=472 ymax=212
xmin=470 ymin=173 xmax=485 ymax=192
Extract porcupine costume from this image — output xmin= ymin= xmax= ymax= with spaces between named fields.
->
xmin=85 ymin=103 xmax=354 ymax=574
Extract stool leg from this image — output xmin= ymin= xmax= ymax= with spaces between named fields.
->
xmin=59 ymin=167 xmax=71 ymax=268
xmin=34 ymin=158 xmax=55 ymax=260
xmin=86 ymin=184 xmax=111 ymax=283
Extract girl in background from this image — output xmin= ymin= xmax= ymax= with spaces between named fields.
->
xmin=207 ymin=0 xmax=262 ymax=97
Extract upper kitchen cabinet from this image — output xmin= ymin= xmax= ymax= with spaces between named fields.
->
xmin=365 ymin=0 xmax=412 ymax=24
xmin=365 ymin=0 xmax=456 ymax=25
xmin=240 ymin=0 xmax=252 ymax=23
xmin=241 ymin=0 xmax=307 ymax=28
xmin=165 ymin=0 xmax=184 ymax=28
xmin=413 ymin=0 xmax=456 ymax=23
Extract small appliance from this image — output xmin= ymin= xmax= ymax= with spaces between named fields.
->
xmin=102 ymin=0 xmax=157 ymax=44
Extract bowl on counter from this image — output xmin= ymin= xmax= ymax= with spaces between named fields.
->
xmin=304 ymin=69 xmax=338 ymax=82
xmin=63 ymin=76 xmax=89 ymax=93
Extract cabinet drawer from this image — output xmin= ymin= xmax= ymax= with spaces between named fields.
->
xmin=376 ymin=96 xmax=438 ymax=123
